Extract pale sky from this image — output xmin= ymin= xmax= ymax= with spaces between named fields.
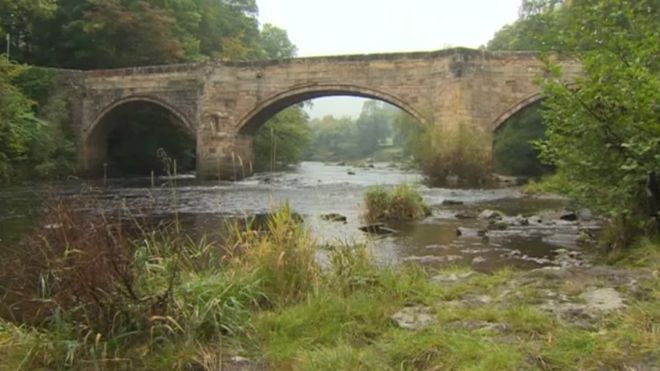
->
xmin=257 ymin=0 xmax=522 ymax=118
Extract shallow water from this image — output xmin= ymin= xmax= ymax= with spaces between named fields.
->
xmin=0 ymin=162 xmax=588 ymax=270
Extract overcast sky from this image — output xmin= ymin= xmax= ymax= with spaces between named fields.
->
xmin=258 ymin=0 xmax=523 ymax=118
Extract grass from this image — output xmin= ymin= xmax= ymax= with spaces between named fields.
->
xmin=0 ymin=199 xmax=659 ymax=370
xmin=363 ymin=184 xmax=431 ymax=222
xmin=522 ymin=172 xmax=572 ymax=195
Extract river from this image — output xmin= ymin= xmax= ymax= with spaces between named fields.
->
xmin=0 ymin=162 xmax=595 ymax=271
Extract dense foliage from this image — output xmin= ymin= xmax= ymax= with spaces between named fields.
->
xmin=0 ymin=0 xmax=291 ymax=69
xmin=0 ymin=60 xmax=74 ymax=181
xmin=489 ymin=0 xmax=660 ymax=246
xmin=535 ymin=0 xmax=660 ymax=247
xmin=253 ymin=107 xmax=312 ymax=171
xmin=493 ymin=101 xmax=550 ymax=177
xmin=0 ymin=0 xmax=297 ymax=180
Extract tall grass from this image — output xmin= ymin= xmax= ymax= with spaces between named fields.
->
xmin=363 ymin=184 xmax=430 ymax=222
xmin=1 ymin=197 xmax=658 ymax=370
xmin=228 ymin=203 xmax=319 ymax=305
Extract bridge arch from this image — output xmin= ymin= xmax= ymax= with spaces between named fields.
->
xmin=236 ymin=84 xmax=430 ymax=135
xmin=490 ymin=93 xmax=543 ymax=132
xmin=83 ymin=96 xmax=196 ymax=175
xmin=86 ymin=95 xmax=195 ymax=139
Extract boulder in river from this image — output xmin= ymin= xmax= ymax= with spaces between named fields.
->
xmin=456 ymin=227 xmax=487 ymax=237
xmin=478 ymin=209 xmax=504 ymax=220
xmin=442 ymin=199 xmax=464 ymax=206
xmin=559 ymin=210 xmax=578 ymax=221
xmin=455 ymin=211 xmax=477 ymax=219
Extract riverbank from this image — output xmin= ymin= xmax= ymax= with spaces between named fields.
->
xmin=0 ymin=203 xmax=657 ymax=370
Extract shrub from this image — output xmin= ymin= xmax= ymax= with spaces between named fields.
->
xmin=363 ymin=184 xmax=430 ymax=222
xmin=228 ymin=203 xmax=319 ymax=305
xmin=422 ymin=123 xmax=493 ymax=187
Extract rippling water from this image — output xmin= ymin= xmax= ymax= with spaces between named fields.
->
xmin=1 ymin=162 xmax=580 ymax=271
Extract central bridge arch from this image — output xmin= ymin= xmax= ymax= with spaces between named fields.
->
xmin=235 ymin=84 xmax=430 ymax=135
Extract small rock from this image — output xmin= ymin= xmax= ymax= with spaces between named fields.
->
xmin=528 ymin=215 xmax=544 ymax=224
xmin=442 ymin=199 xmax=464 ymax=205
xmin=559 ymin=210 xmax=578 ymax=221
xmin=455 ymin=211 xmax=477 ymax=219
xmin=321 ymin=213 xmax=347 ymax=223
xmin=391 ymin=306 xmax=437 ymax=330
xmin=230 ymin=356 xmax=252 ymax=364
xmin=501 ymin=215 xmax=529 ymax=226
xmin=580 ymin=288 xmax=626 ymax=312
xmin=577 ymin=208 xmax=594 ymax=221
xmin=347 ymin=170 xmax=356 ymax=175
xmin=478 ymin=209 xmax=504 ymax=220
xmin=502 ymin=249 xmax=522 ymax=259
xmin=472 ymin=256 xmax=487 ymax=264
xmin=456 ymin=227 xmax=487 ymax=237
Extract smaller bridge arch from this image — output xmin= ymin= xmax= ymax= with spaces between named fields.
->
xmin=236 ymin=84 xmax=430 ymax=135
xmin=85 ymin=95 xmax=195 ymax=141
xmin=490 ymin=93 xmax=543 ymax=132
xmin=82 ymin=96 xmax=197 ymax=175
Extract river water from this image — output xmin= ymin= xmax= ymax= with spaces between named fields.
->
xmin=0 ymin=162 xmax=593 ymax=271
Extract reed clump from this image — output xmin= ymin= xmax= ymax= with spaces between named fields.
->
xmin=363 ymin=184 xmax=431 ymax=222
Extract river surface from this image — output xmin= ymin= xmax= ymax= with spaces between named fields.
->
xmin=0 ymin=162 xmax=592 ymax=271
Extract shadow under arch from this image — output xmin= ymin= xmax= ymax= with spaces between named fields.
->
xmin=86 ymin=95 xmax=195 ymax=140
xmin=491 ymin=93 xmax=543 ymax=132
xmin=236 ymin=84 xmax=430 ymax=135
xmin=491 ymin=94 xmax=551 ymax=177
xmin=83 ymin=96 xmax=196 ymax=176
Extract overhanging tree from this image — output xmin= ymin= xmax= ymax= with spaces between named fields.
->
xmin=536 ymin=0 xmax=660 ymax=248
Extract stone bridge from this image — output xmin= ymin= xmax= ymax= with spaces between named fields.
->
xmin=55 ymin=47 xmax=580 ymax=179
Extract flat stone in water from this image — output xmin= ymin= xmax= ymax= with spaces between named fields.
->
xmin=456 ymin=227 xmax=487 ymax=237
xmin=391 ymin=306 xmax=437 ymax=330
xmin=472 ymin=256 xmax=487 ymax=264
